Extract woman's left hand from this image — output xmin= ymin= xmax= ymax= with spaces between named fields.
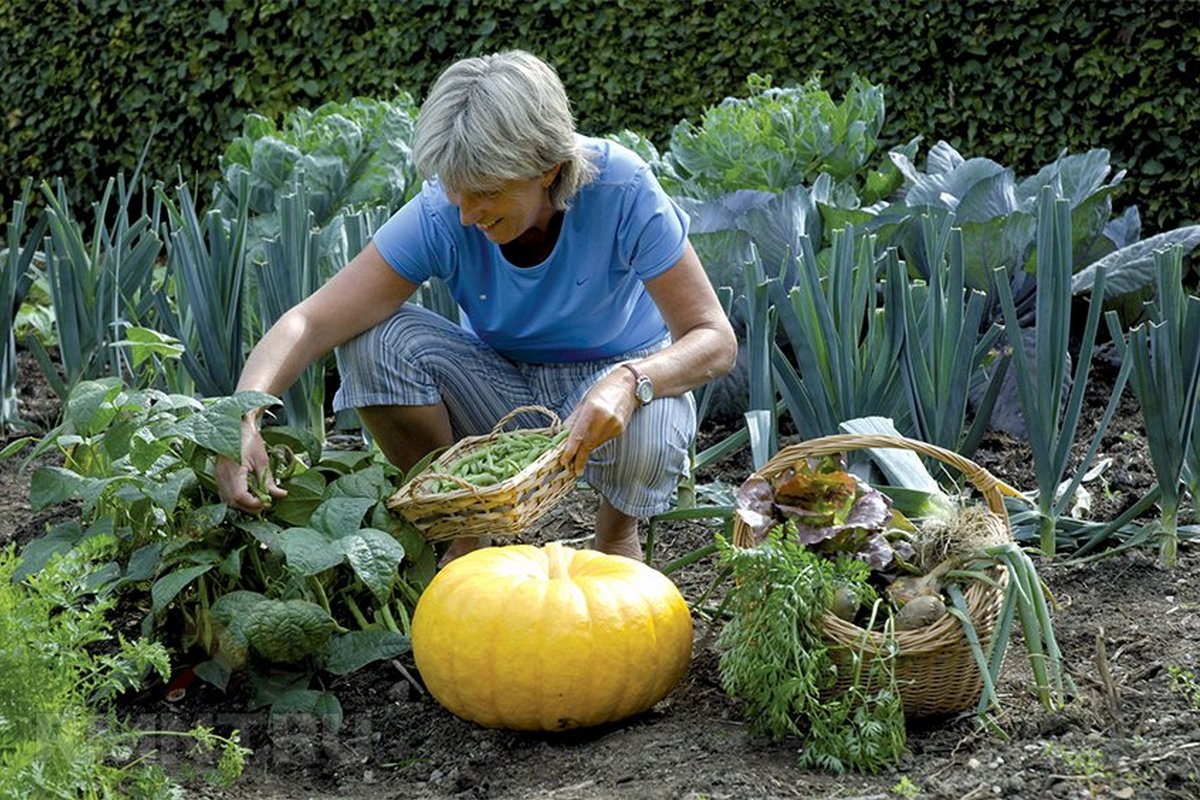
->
xmin=560 ymin=367 xmax=639 ymax=475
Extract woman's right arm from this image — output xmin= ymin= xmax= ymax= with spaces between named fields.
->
xmin=216 ymin=242 xmax=419 ymax=511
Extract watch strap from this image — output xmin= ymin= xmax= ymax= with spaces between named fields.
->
xmin=620 ymin=362 xmax=653 ymax=406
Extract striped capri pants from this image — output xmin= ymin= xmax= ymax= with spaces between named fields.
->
xmin=332 ymin=304 xmax=696 ymax=518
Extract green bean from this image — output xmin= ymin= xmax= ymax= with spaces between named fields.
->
xmin=425 ymin=428 xmax=569 ymax=494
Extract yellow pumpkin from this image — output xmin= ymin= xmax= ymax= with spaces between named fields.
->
xmin=411 ymin=541 xmax=693 ymax=731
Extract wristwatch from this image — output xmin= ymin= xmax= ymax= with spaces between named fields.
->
xmin=621 ymin=362 xmax=654 ymax=406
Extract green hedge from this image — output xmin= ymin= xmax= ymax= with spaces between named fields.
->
xmin=2 ymin=0 xmax=1196 ymax=232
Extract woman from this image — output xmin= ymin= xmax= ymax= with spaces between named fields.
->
xmin=215 ymin=50 xmax=737 ymax=563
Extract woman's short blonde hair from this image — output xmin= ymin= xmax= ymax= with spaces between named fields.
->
xmin=412 ymin=50 xmax=597 ymax=211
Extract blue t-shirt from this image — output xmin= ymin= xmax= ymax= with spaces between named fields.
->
xmin=371 ymin=137 xmax=689 ymax=363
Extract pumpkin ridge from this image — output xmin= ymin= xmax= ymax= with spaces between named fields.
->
xmin=617 ymin=574 xmax=658 ymax=718
xmin=451 ymin=569 xmax=504 ymax=720
xmin=578 ymin=573 xmax=624 ymax=724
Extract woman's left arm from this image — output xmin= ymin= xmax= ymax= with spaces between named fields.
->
xmin=561 ymin=242 xmax=737 ymax=473
xmin=630 ymin=240 xmax=738 ymax=395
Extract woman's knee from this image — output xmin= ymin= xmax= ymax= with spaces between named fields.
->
xmin=334 ymin=306 xmax=470 ymax=407
xmin=585 ymin=395 xmax=695 ymax=515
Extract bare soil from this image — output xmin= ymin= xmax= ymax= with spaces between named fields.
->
xmin=2 ymin=352 xmax=1198 ymax=800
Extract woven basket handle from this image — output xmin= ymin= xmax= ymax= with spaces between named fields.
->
xmin=489 ymin=404 xmax=563 ymax=434
xmin=772 ymin=433 xmax=1023 ymax=521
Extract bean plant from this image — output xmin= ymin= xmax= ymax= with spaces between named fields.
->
xmin=12 ymin=378 xmax=435 ymax=725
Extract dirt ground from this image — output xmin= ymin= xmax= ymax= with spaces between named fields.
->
xmin=2 ymin=353 xmax=1199 ymax=800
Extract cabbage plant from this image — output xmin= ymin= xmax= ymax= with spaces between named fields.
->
xmin=662 ymin=73 xmax=908 ymax=206
xmin=891 ymin=141 xmax=1200 ymax=315
xmin=219 ymin=94 xmax=419 ymax=237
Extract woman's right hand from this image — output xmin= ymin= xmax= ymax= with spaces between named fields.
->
xmin=215 ymin=416 xmax=288 ymax=513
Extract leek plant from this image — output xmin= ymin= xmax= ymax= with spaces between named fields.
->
xmin=885 ymin=216 xmax=1008 ymax=457
xmin=32 ymin=176 xmax=162 ymax=400
xmin=771 ymin=228 xmax=907 ymax=440
xmin=676 ymin=285 xmax=734 ymax=510
xmin=340 ymin=204 xmax=393 ymax=263
xmin=154 ymin=178 xmax=252 ymax=397
xmin=2 ymin=179 xmax=47 ymax=432
xmin=740 ymin=254 xmax=778 ymax=469
xmin=1104 ymin=245 xmax=1200 ymax=567
xmin=946 ymin=542 xmax=1072 ymax=719
xmin=256 ymin=184 xmax=326 ymax=442
xmin=994 ymin=188 xmax=1131 ymax=558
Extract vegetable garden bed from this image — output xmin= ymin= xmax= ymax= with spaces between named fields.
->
xmin=2 ymin=352 xmax=1198 ymax=800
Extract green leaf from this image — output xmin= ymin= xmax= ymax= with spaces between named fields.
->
xmin=194 ymin=659 xmax=232 ymax=692
xmin=321 ymin=630 xmax=411 ymax=676
xmin=151 ymin=564 xmax=214 ymax=613
xmin=233 ymin=517 xmax=285 ymax=551
xmin=244 ymin=599 xmax=339 ymax=663
xmin=1071 ymin=226 xmax=1200 ymax=300
xmin=317 ymin=449 xmax=377 ymax=475
xmin=172 ymin=408 xmax=239 ymax=461
xmin=30 ymin=466 xmax=89 ymax=509
xmin=310 ymin=497 xmax=376 ymax=539
xmin=957 ymin=212 xmax=1037 ymax=290
xmin=312 ymin=691 xmax=343 ymax=732
xmin=13 ymin=521 xmax=85 ymax=580
xmin=66 ymin=378 xmax=123 ymax=436
xmin=392 ymin=524 xmax=431 ymax=563
xmin=339 ymin=529 xmax=405 ymax=600
xmin=278 ymin=527 xmax=344 ymax=575
xmin=115 ymin=326 xmax=185 ymax=368
xmin=144 ymin=469 xmax=197 ymax=515
xmin=108 ymin=542 xmax=163 ymax=592
xmin=0 ymin=437 xmax=34 ymax=458
xmin=129 ymin=427 xmax=174 ymax=472
xmin=206 ymin=8 xmax=229 ymax=34
xmin=270 ymin=469 xmax=327 ymax=526
xmin=211 ymin=590 xmax=270 ymax=626
xmin=267 ymin=688 xmax=320 ymax=718
xmin=326 ymin=465 xmax=389 ymax=499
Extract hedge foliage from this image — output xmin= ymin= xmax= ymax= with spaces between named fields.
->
xmin=2 ymin=0 xmax=1197 ymax=232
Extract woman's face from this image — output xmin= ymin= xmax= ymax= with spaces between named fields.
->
xmin=445 ymin=167 xmax=560 ymax=244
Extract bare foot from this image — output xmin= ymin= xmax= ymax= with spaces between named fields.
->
xmin=438 ymin=535 xmax=492 ymax=568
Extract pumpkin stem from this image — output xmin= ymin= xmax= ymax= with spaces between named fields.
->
xmin=544 ymin=541 xmax=572 ymax=579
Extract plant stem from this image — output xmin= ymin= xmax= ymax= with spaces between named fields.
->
xmin=394 ymin=578 xmax=422 ymax=609
xmin=379 ymin=602 xmax=402 ymax=636
xmin=343 ymin=595 xmax=371 ymax=630
xmin=662 ymin=542 xmax=718 ymax=575
xmin=1160 ymin=503 xmax=1179 ymax=568
xmin=676 ymin=444 xmax=697 ymax=509
xmin=1039 ymin=513 xmax=1058 ymax=559
xmin=246 ymin=543 xmax=269 ymax=589
xmin=308 ymin=576 xmax=332 ymax=616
